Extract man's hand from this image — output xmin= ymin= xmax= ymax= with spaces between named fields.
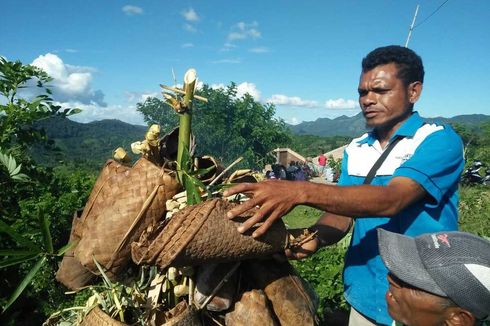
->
xmin=224 ymin=180 xmax=303 ymax=238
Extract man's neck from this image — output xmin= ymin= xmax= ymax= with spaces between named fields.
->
xmin=374 ymin=112 xmax=412 ymax=148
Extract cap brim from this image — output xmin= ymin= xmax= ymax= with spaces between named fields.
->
xmin=377 ymin=229 xmax=446 ymax=297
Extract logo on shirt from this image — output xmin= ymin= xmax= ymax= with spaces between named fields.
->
xmin=431 ymin=233 xmax=451 ymax=248
xmin=395 ymin=153 xmax=412 ymax=163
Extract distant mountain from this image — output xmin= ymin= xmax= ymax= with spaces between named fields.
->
xmin=31 ymin=113 xmax=490 ymax=170
xmin=288 ymin=113 xmax=490 ymax=137
xmin=32 ymin=117 xmax=147 ymax=169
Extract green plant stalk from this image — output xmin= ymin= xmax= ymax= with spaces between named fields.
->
xmin=176 ymin=70 xmax=197 ymax=184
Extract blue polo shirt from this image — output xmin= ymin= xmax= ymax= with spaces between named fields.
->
xmin=338 ymin=112 xmax=464 ymax=325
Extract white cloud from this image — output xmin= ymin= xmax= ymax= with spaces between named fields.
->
xmin=31 ymin=53 xmax=106 ymax=106
xmin=66 ymin=102 xmax=146 ymax=126
xmin=267 ymin=94 xmax=319 ymax=108
xmin=211 ymin=58 xmax=241 ymax=64
xmin=65 ymin=48 xmax=78 ymax=53
xmin=181 ymin=8 xmax=199 ymax=22
xmin=122 ymin=5 xmax=143 ymax=16
xmin=236 ymin=82 xmax=261 ymax=101
xmin=287 ymin=117 xmax=301 ymax=125
xmin=183 ymin=23 xmax=197 ymax=33
xmin=228 ymin=21 xmax=261 ymax=41
xmin=220 ymin=43 xmax=237 ymax=52
xmin=182 ymin=43 xmax=194 ymax=48
xmin=210 ymin=82 xmax=261 ymax=101
xmin=249 ymin=47 xmax=269 ymax=53
xmin=125 ymin=91 xmax=158 ymax=103
xmin=324 ymin=98 xmax=358 ymax=109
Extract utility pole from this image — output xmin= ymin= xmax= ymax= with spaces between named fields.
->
xmin=405 ymin=4 xmax=420 ymax=48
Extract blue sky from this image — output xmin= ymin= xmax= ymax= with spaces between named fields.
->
xmin=2 ymin=0 xmax=489 ymax=125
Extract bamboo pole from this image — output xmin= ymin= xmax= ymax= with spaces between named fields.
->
xmin=176 ymin=69 xmax=197 ymax=183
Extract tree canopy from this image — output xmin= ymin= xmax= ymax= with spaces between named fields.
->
xmin=137 ymin=83 xmax=292 ymax=169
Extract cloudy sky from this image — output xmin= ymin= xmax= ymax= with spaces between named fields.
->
xmin=1 ymin=0 xmax=489 ymax=125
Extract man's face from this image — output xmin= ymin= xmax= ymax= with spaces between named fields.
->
xmin=358 ymin=63 xmax=421 ymax=131
xmin=386 ymin=274 xmax=450 ymax=326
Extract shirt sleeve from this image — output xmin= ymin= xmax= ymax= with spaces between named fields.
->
xmin=393 ymin=125 xmax=464 ymax=206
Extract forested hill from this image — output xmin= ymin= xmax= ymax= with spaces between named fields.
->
xmin=32 ymin=113 xmax=489 ymax=169
xmin=288 ymin=113 xmax=490 ymax=137
xmin=32 ymin=117 xmax=147 ymax=169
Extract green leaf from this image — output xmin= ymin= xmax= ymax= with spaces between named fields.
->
xmin=67 ymin=108 xmax=82 ymax=115
xmin=56 ymin=240 xmax=76 ymax=256
xmin=38 ymin=208 xmax=53 ymax=253
xmin=11 ymin=173 xmax=29 ymax=181
xmin=0 ymin=220 xmax=39 ymax=250
xmin=7 ymin=155 xmax=16 ymax=174
xmin=0 ymin=253 xmax=40 ymax=269
xmin=92 ymin=256 xmax=113 ymax=289
xmin=2 ymin=256 xmax=47 ymax=312
xmin=11 ymin=163 xmax=21 ymax=176
xmin=0 ymin=249 xmax=41 ymax=257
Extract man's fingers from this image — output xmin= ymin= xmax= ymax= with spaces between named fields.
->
xmin=226 ymin=198 xmax=258 ymax=219
xmin=252 ymin=210 xmax=281 ymax=238
xmin=237 ymin=208 xmax=266 ymax=234
xmin=223 ymin=182 xmax=254 ymax=197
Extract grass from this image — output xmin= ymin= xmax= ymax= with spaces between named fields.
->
xmin=459 ymin=186 xmax=490 ymax=238
xmin=283 ymin=205 xmax=322 ymax=228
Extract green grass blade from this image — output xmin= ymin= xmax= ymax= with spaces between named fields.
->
xmin=38 ymin=208 xmax=53 ymax=253
xmin=2 ymin=256 xmax=47 ymax=312
xmin=0 ymin=220 xmax=38 ymax=250
xmin=0 ymin=253 xmax=40 ymax=269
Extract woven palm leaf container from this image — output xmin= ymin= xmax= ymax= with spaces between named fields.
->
xmin=74 ymin=157 xmax=180 ymax=279
xmin=80 ymin=307 xmax=127 ymax=326
xmin=132 ymin=198 xmax=288 ymax=269
xmin=55 ymin=211 xmax=94 ymax=289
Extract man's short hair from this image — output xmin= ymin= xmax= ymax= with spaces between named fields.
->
xmin=362 ymin=45 xmax=425 ymax=86
xmin=378 ymin=229 xmax=490 ymax=321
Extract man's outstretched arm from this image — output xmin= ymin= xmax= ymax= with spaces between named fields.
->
xmin=224 ymin=176 xmax=426 ymax=238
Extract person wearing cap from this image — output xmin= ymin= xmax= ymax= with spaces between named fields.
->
xmin=224 ymin=45 xmax=464 ymax=325
xmin=378 ymin=229 xmax=490 ymax=325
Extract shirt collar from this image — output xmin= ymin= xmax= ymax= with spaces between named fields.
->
xmin=357 ymin=111 xmax=424 ymax=145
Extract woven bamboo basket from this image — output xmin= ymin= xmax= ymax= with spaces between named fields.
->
xmin=55 ymin=210 xmax=94 ymax=289
xmin=131 ymin=199 xmax=288 ymax=269
xmin=80 ymin=306 xmax=127 ymax=326
xmin=74 ymin=157 xmax=180 ymax=278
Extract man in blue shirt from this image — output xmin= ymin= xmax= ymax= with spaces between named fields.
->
xmin=224 ymin=45 xmax=464 ymax=325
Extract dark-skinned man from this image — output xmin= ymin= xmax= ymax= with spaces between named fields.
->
xmin=224 ymin=45 xmax=464 ymax=325
xmin=378 ymin=229 xmax=490 ymax=326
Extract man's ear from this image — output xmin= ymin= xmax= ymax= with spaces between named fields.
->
xmin=408 ymin=81 xmax=423 ymax=104
xmin=446 ymin=307 xmax=476 ymax=326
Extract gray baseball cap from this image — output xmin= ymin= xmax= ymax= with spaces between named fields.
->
xmin=378 ymin=229 xmax=490 ymax=320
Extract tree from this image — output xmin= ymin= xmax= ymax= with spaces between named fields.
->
xmin=136 ymin=83 xmax=292 ymax=169
xmin=0 ymin=57 xmax=90 ymax=322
